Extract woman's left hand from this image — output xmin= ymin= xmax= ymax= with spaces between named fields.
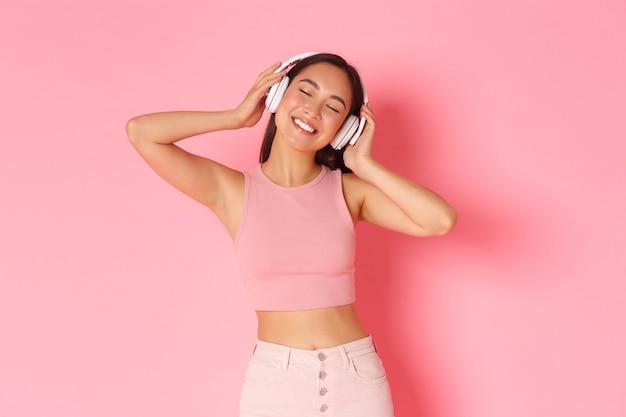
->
xmin=340 ymin=102 xmax=457 ymax=237
xmin=342 ymin=103 xmax=376 ymax=174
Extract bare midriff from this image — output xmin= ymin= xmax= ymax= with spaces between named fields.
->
xmin=256 ymin=304 xmax=368 ymax=350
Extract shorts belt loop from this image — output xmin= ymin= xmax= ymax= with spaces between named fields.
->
xmin=281 ymin=348 xmax=290 ymax=371
xmin=339 ymin=345 xmax=350 ymax=370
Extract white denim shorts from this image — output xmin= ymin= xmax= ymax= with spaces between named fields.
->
xmin=239 ymin=335 xmax=395 ymax=417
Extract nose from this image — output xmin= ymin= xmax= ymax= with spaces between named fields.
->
xmin=304 ymin=101 xmax=322 ymax=119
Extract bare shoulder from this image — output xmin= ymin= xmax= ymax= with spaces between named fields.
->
xmin=340 ymin=172 xmax=367 ymax=223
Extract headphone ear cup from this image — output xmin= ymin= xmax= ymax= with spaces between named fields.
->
xmin=330 ymin=115 xmax=359 ymax=150
xmin=265 ymin=77 xmax=290 ymax=113
xmin=348 ymin=116 xmax=367 ymax=146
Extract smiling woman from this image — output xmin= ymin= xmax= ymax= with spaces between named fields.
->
xmin=273 ymin=64 xmax=353 ymax=157
xmin=259 ymin=53 xmax=367 ymax=172
xmin=126 ymin=52 xmax=456 ymax=417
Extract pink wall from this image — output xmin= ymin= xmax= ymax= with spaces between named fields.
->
xmin=2 ymin=1 xmax=625 ymax=416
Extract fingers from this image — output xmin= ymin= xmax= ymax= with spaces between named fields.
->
xmin=243 ymin=62 xmax=287 ymax=109
xmin=255 ymin=62 xmax=287 ymax=88
xmin=360 ymin=102 xmax=374 ymax=117
xmin=263 ymin=61 xmax=283 ymax=75
xmin=360 ymin=102 xmax=375 ymax=131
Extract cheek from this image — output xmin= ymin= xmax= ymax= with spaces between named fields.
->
xmin=329 ymin=115 xmax=348 ymax=132
xmin=281 ymin=88 xmax=304 ymax=107
xmin=274 ymin=94 xmax=301 ymax=121
xmin=274 ymin=111 xmax=291 ymax=132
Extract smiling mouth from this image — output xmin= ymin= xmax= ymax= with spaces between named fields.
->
xmin=293 ymin=118 xmax=318 ymax=134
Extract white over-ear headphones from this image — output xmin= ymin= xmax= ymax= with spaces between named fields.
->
xmin=265 ymin=52 xmax=368 ymax=150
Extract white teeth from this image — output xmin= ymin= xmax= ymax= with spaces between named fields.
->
xmin=294 ymin=118 xmax=316 ymax=133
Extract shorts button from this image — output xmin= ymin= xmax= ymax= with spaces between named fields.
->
xmin=317 ymin=352 xmax=327 ymax=361
xmin=320 ymin=404 xmax=328 ymax=413
xmin=319 ymin=387 xmax=328 ymax=396
xmin=319 ymin=370 xmax=327 ymax=380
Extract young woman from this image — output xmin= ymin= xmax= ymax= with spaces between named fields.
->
xmin=127 ymin=52 xmax=456 ymax=417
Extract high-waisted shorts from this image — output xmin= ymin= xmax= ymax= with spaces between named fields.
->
xmin=239 ymin=335 xmax=394 ymax=417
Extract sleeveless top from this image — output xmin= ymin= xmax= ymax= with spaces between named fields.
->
xmin=234 ymin=164 xmax=356 ymax=311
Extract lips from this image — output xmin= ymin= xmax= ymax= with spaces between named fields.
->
xmin=293 ymin=117 xmax=318 ymax=134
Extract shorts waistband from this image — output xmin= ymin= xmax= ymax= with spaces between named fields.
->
xmin=252 ymin=336 xmax=376 ymax=370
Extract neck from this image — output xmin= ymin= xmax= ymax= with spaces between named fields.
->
xmin=263 ymin=147 xmax=322 ymax=188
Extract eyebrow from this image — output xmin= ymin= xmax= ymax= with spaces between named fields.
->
xmin=298 ymin=79 xmax=347 ymax=109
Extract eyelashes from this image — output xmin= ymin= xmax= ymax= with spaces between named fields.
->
xmin=298 ymin=89 xmax=340 ymax=113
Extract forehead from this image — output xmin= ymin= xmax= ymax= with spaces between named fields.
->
xmin=293 ymin=63 xmax=353 ymax=98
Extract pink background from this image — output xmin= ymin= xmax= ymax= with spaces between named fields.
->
xmin=2 ymin=0 xmax=625 ymax=416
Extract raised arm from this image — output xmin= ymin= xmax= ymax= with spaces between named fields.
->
xmin=342 ymin=103 xmax=457 ymax=237
xmin=126 ymin=62 xmax=287 ymax=235
xmin=126 ymin=109 xmax=243 ymax=209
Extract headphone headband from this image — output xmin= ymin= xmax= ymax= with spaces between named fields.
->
xmin=275 ymin=51 xmax=320 ymax=73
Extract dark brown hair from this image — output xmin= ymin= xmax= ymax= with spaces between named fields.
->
xmin=259 ymin=53 xmax=365 ymax=173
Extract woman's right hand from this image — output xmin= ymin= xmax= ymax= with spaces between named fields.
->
xmin=234 ymin=62 xmax=287 ymax=128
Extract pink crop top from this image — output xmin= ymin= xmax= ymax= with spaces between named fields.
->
xmin=234 ymin=164 xmax=356 ymax=311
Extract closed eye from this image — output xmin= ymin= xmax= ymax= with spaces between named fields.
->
xmin=326 ymin=104 xmax=340 ymax=113
xmin=297 ymin=79 xmax=347 ymax=111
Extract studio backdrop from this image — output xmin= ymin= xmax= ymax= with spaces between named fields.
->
xmin=1 ymin=1 xmax=625 ymax=416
